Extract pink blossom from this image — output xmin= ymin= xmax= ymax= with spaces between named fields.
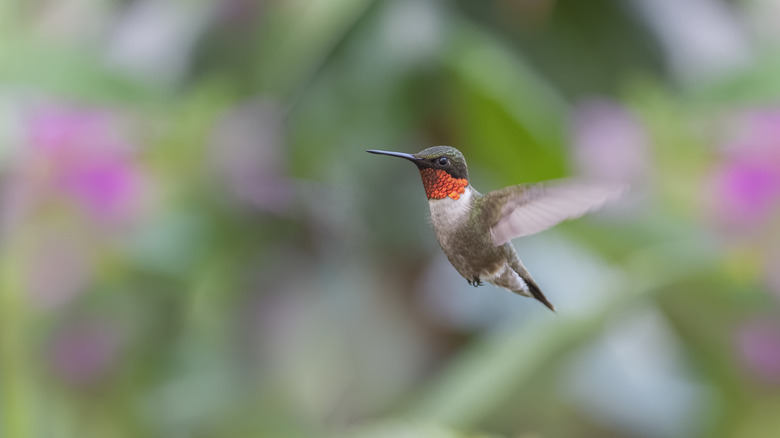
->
xmin=61 ymin=149 xmax=140 ymax=222
xmin=711 ymin=160 xmax=780 ymax=225
xmin=24 ymin=105 xmax=142 ymax=224
xmin=708 ymin=110 xmax=780 ymax=228
xmin=28 ymin=107 xmax=116 ymax=152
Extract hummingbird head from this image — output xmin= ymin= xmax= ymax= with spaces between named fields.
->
xmin=367 ymin=146 xmax=470 ymax=200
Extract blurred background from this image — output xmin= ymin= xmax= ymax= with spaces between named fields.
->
xmin=2 ymin=0 xmax=780 ymax=437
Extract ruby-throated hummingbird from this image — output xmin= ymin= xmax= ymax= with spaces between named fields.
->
xmin=367 ymin=146 xmax=624 ymax=311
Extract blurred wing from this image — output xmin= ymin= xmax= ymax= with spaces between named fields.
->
xmin=485 ymin=179 xmax=626 ymax=246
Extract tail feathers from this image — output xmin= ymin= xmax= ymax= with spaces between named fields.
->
xmin=524 ymin=277 xmax=555 ymax=312
xmin=491 ymin=262 xmax=556 ymax=312
xmin=509 ymin=261 xmax=556 ymax=312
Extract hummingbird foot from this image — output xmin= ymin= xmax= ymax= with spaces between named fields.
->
xmin=467 ymin=277 xmax=484 ymax=287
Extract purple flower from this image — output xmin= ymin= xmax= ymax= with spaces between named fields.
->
xmin=28 ymin=107 xmax=115 ymax=152
xmin=711 ymin=160 xmax=780 ymax=226
xmin=736 ymin=318 xmax=780 ymax=385
xmin=24 ymin=105 xmax=143 ymax=224
xmin=709 ymin=109 xmax=780 ymax=227
xmin=61 ymin=149 xmax=141 ymax=222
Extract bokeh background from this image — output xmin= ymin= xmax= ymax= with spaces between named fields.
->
xmin=2 ymin=0 xmax=780 ymax=437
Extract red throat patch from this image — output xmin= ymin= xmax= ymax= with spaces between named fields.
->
xmin=419 ymin=168 xmax=468 ymax=200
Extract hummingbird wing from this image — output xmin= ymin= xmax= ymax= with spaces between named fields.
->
xmin=483 ymin=179 xmax=626 ymax=246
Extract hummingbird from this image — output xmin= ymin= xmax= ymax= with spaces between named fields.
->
xmin=367 ymin=146 xmax=624 ymax=311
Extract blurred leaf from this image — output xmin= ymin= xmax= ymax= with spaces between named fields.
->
xmin=255 ymin=0 xmax=375 ymax=99
xmin=0 ymin=37 xmax=157 ymax=103
xmin=445 ymin=20 xmax=568 ymax=183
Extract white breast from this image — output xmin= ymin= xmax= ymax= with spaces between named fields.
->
xmin=428 ymin=186 xmax=474 ymax=237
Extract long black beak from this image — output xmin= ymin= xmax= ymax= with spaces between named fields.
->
xmin=366 ymin=149 xmax=419 ymax=163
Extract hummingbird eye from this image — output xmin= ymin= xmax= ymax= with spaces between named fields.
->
xmin=438 ymin=157 xmax=449 ymax=166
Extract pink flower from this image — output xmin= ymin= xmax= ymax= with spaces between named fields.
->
xmin=28 ymin=107 xmax=115 ymax=152
xmin=61 ymin=149 xmax=140 ymax=222
xmin=709 ymin=109 xmax=780 ymax=228
xmin=711 ymin=160 xmax=780 ymax=225
xmin=24 ymin=105 xmax=143 ymax=224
